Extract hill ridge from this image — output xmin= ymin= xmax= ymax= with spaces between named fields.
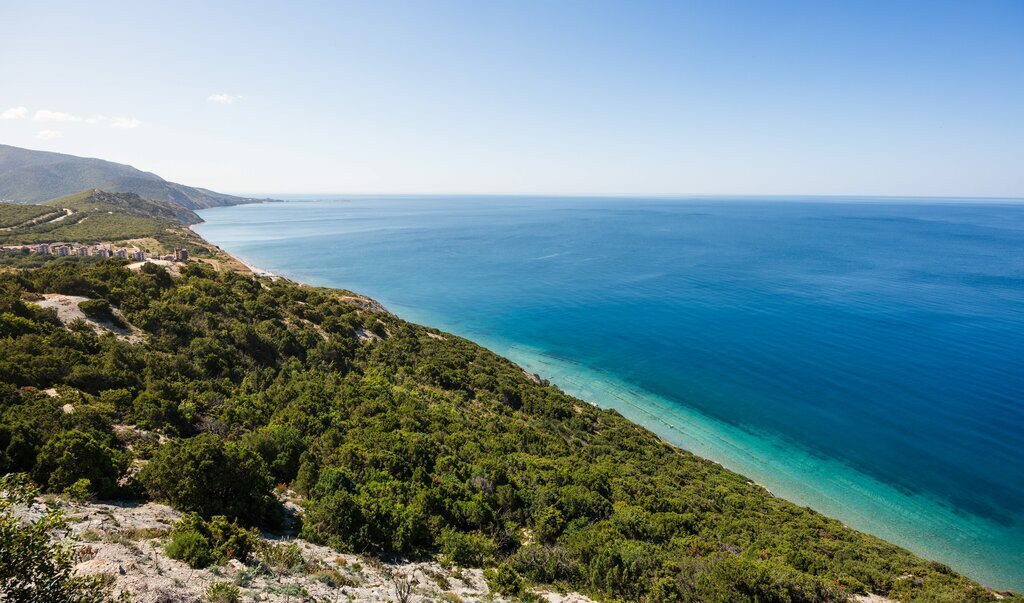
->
xmin=0 ymin=144 xmax=268 ymax=209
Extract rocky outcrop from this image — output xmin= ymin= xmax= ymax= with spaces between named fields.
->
xmin=29 ymin=499 xmax=597 ymax=603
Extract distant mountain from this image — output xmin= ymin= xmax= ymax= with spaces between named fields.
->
xmin=0 ymin=144 xmax=265 ymax=209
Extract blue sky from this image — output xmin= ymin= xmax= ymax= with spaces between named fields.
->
xmin=1 ymin=1 xmax=1022 ymax=196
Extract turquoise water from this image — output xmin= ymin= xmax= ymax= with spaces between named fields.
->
xmin=195 ymin=196 xmax=1024 ymax=590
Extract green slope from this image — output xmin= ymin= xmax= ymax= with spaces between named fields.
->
xmin=0 ymin=191 xmax=225 ymax=267
xmin=44 ymin=189 xmax=203 ymax=225
xmin=0 ymin=204 xmax=60 ymax=229
xmin=0 ymin=261 xmax=1016 ymax=603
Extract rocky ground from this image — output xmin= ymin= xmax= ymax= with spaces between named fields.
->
xmin=19 ymin=498 xmax=597 ymax=603
xmin=33 ymin=293 xmax=145 ymax=342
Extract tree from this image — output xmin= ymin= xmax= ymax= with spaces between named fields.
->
xmin=241 ymin=424 xmax=306 ymax=484
xmin=139 ymin=433 xmax=275 ymax=524
xmin=33 ymin=431 xmax=125 ymax=499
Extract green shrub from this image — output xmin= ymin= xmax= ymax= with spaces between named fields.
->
xmin=33 ymin=431 xmax=124 ymax=498
xmin=299 ymin=490 xmax=363 ymax=550
xmin=165 ymin=527 xmax=214 ymax=568
xmin=78 ymin=299 xmax=111 ymax=320
xmin=205 ymin=582 xmax=241 ymax=603
xmin=78 ymin=298 xmax=128 ymax=329
xmin=0 ymin=474 xmax=115 ymax=602
xmin=165 ymin=513 xmax=257 ymax=569
xmin=484 ymin=563 xmax=524 ymax=596
xmin=65 ymin=478 xmax=93 ymax=502
xmin=241 ymin=424 xmax=306 ymax=484
xmin=533 ymin=506 xmax=564 ymax=544
xmin=438 ymin=529 xmax=496 ymax=567
xmin=254 ymin=540 xmax=306 ymax=573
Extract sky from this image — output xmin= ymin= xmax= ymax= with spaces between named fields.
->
xmin=1 ymin=1 xmax=1022 ymax=197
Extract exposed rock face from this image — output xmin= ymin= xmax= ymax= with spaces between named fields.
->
xmin=30 ymin=499 xmax=597 ymax=603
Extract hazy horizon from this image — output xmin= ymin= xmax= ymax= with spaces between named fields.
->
xmin=238 ymin=192 xmax=1024 ymax=202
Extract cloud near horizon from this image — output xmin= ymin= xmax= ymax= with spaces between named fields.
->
xmin=207 ymin=93 xmax=240 ymax=104
xmin=33 ymin=109 xmax=81 ymax=122
xmin=2 ymin=107 xmax=143 ymax=130
xmin=1 ymin=106 xmax=29 ymax=120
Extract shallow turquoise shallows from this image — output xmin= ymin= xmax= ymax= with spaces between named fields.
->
xmin=195 ymin=196 xmax=1024 ymax=590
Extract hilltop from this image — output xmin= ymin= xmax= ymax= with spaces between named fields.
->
xmin=0 ymin=144 xmax=265 ymax=209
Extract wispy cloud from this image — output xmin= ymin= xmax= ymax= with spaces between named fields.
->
xmin=33 ymin=109 xmax=82 ymax=122
xmin=1 ymin=106 xmax=28 ymax=120
xmin=110 ymin=116 xmax=142 ymax=129
xmin=10 ymin=107 xmax=142 ymax=130
xmin=207 ymin=93 xmax=241 ymax=104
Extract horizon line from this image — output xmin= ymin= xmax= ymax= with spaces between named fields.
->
xmin=225 ymin=192 xmax=1024 ymax=203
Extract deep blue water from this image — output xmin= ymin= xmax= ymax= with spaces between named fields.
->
xmin=195 ymin=196 xmax=1024 ymax=589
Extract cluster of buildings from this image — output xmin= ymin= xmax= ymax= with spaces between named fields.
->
xmin=2 ymin=242 xmax=189 ymax=262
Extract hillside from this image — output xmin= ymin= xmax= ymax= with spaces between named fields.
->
xmin=1 ymin=258 xmax=1018 ymax=603
xmin=0 ymin=190 xmax=251 ymax=273
xmin=45 ymin=189 xmax=202 ymax=225
xmin=9 ymin=496 xmax=601 ymax=603
xmin=0 ymin=190 xmax=193 ymax=247
xmin=0 ymin=144 xmax=264 ymax=209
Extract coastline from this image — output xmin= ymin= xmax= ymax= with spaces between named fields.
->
xmin=189 ymin=211 xmax=1023 ymax=593
xmin=187 ymin=223 xmax=280 ymax=278
xmin=385 ymin=303 xmax=1024 ymax=592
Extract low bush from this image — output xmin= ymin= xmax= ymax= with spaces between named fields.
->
xmin=484 ymin=563 xmax=525 ymax=597
xmin=438 ymin=529 xmax=496 ymax=567
xmin=165 ymin=514 xmax=257 ymax=569
xmin=205 ymin=582 xmax=241 ymax=603
xmin=253 ymin=540 xmax=306 ymax=574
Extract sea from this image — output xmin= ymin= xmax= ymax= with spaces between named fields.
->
xmin=194 ymin=195 xmax=1024 ymax=590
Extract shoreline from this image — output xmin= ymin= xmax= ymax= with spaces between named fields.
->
xmin=385 ymin=304 xmax=1024 ymax=593
xmin=187 ymin=223 xmax=281 ymax=279
xmin=188 ymin=217 xmax=1022 ymax=593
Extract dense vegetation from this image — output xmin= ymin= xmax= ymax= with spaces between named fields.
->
xmin=0 ymin=260 xmax=1016 ymax=602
